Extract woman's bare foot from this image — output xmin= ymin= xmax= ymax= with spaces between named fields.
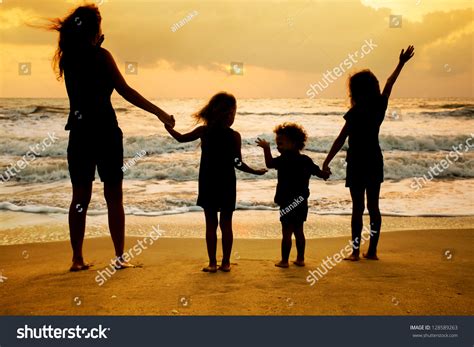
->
xmin=293 ymin=259 xmax=305 ymax=267
xmin=202 ymin=264 xmax=217 ymax=273
xmin=69 ymin=261 xmax=93 ymax=272
xmin=343 ymin=254 xmax=360 ymax=261
xmin=363 ymin=252 xmax=379 ymax=260
xmin=218 ymin=263 xmax=231 ymax=272
xmin=275 ymin=261 xmax=290 ymax=268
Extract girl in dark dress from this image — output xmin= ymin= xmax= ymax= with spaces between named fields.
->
xmin=323 ymin=46 xmax=414 ymax=261
xmin=48 ymin=4 xmax=174 ymax=271
xmin=165 ymin=92 xmax=267 ymax=272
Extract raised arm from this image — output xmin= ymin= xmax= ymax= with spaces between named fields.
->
xmin=234 ymin=132 xmax=267 ymax=175
xmin=323 ymin=122 xmax=349 ymax=173
xmin=165 ymin=124 xmax=205 ymax=143
xmin=255 ymin=137 xmax=275 ymax=169
xmin=102 ymin=48 xmax=174 ymax=127
xmin=382 ymin=45 xmax=415 ymax=99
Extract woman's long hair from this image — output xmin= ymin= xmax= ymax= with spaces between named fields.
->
xmin=348 ymin=69 xmax=381 ymax=108
xmin=193 ymin=92 xmax=236 ymax=128
xmin=47 ymin=4 xmax=102 ymax=79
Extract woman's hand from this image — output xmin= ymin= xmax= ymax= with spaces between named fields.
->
xmin=399 ymin=45 xmax=415 ymax=64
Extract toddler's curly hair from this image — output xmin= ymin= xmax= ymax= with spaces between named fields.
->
xmin=273 ymin=122 xmax=308 ymax=150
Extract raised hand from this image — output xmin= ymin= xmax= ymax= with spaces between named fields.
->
xmin=399 ymin=45 xmax=415 ymax=64
xmin=256 ymin=137 xmax=270 ymax=149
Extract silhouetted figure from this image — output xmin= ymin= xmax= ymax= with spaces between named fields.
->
xmin=323 ymin=46 xmax=415 ymax=261
xmin=257 ymin=123 xmax=329 ymax=268
xmin=48 ymin=4 xmax=174 ymax=271
xmin=165 ymin=92 xmax=266 ymax=273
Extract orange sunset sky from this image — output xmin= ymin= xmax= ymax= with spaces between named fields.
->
xmin=0 ymin=0 xmax=472 ymax=98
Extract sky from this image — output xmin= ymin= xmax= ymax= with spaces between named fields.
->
xmin=0 ymin=0 xmax=472 ymax=98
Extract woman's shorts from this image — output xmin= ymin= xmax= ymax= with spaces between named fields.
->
xmin=67 ymin=128 xmax=123 ymax=184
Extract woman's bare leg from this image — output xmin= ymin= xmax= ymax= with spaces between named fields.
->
xmin=69 ymin=182 xmax=93 ymax=271
xmin=104 ymin=181 xmax=125 ymax=258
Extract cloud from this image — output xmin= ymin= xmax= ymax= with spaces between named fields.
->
xmin=0 ymin=0 xmax=472 ymax=97
xmin=1 ymin=2 xmax=471 ymax=72
xmin=0 ymin=8 xmax=37 ymax=30
xmin=419 ymin=19 xmax=473 ymax=75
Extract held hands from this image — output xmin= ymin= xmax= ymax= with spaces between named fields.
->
xmin=320 ymin=169 xmax=331 ymax=181
xmin=399 ymin=45 xmax=415 ymax=64
xmin=254 ymin=168 xmax=268 ymax=176
xmin=256 ymin=138 xmax=270 ymax=149
xmin=163 ymin=115 xmax=175 ymax=129
xmin=322 ymin=163 xmax=332 ymax=181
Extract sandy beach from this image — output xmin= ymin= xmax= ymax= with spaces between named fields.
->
xmin=0 ymin=211 xmax=472 ymax=316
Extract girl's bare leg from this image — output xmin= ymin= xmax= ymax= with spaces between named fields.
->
xmin=203 ymin=208 xmax=218 ymax=272
xmin=219 ymin=210 xmax=234 ymax=271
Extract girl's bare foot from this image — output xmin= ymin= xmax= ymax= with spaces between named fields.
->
xmin=275 ymin=261 xmax=289 ymax=268
xmin=293 ymin=260 xmax=305 ymax=267
xmin=69 ymin=261 xmax=93 ymax=272
xmin=363 ymin=252 xmax=379 ymax=260
xmin=113 ymin=257 xmax=137 ymax=270
xmin=202 ymin=264 xmax=217 ymax=273
xmin=343 ymin=254 xmax=360 ymax=261
xmin=70 ymin=257 xmax=93 ymax=272
xmin=114 ymin=261 xmax=137 ymax=270
xmin=218 ymin=263 xmax=231 ymax=272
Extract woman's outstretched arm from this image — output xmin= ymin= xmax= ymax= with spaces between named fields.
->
xmin=165 ymin=124 xmax=205 ymax=143
xmin=382 ymin=45 xmax=415 ymax=99
xmin=102 ymin=48 xmax=174 ymax=127
xmin=323 ymin=122 xmax=349 ymax=173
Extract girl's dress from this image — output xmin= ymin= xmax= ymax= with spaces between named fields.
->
xmin=343 ymin=95 xmax=388 ymax=188
xmin=197 ymin=126 xmax=238 ymax=211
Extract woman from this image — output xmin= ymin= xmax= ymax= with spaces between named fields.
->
xmin=49 ymin=4 xmax=175 ymax=271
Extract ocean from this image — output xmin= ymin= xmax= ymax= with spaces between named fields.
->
xmin=0 ymin=97 xmax=473 ymax=243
